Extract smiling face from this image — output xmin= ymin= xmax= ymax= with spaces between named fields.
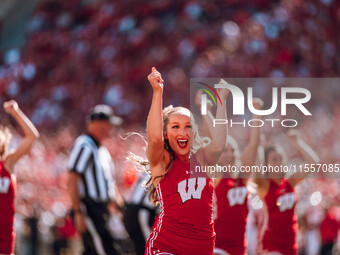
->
xmin=265 ymin=146 xmax=284 ymax=178
xmin=164 ymin=113 xmax=191 ymax=157
xmin=266 ymin=149 xmax=283 ymax=167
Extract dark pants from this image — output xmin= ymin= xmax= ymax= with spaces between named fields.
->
xmin=321 ymin=242 xmax=334 ymax=255
xmin=76 ymin=199 xmax=119 ymax=255
xmin=123 ymin=204 xmax=156 ymax=255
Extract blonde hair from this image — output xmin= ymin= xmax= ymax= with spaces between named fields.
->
xmin=128 ymin=107 xmax=210 ymax=205
xmin=0 ymin=125 xmax=12 ymax=161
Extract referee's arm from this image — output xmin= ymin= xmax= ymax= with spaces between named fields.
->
xmin=68 ymin=172 xmax=87 ymax=233
xmin=67 ymin=143 xmax=92 ymax=233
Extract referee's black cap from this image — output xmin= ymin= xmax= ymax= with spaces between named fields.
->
xmin=87 ymin=104 xmax=123 ymax=126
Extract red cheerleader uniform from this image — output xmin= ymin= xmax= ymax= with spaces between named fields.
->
xmin=257 ymin=179 xmax=297 ymax=255
xmin=214 ymin=178 xmax=248 ymax=255
xmin=0 ymin=162 xmax=16 ymax=254
xmin=145 ymin=156 xmax=215 ymax=255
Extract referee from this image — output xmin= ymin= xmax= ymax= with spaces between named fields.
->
xmin=67 ymin=104 xmax=123 ymax=255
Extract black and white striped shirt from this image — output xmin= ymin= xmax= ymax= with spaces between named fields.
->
xmin=68 ymin=134 xmax=116 ymax=203
xmin=129 ymin=172 xmax=155 ymax=210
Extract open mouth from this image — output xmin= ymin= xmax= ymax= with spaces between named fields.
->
xmin=177 ymin=139 xmax=188 ymax=149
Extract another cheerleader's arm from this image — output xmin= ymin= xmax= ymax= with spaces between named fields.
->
xmin=197 ymin=90 xmax=225 ymax=181
xmin=242 ymin=98 xmax=264 ymax=183
xmin=194 ymin=90 xmax=213 ymax=140
xmin=287 ymin=129 xmax=320 ymax=187
xmin=4 ymin=100 xmax=40 ymax=173
xmin=200 ymin=80 xmax=229 ymax=178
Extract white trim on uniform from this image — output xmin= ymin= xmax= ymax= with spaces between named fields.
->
xmin=148 ymin=184 xmax=164 ymax=255
xmin=213 ymin=247 xmax=230 ymax=255
xmin=138 ymin=208 xmax=152 ymax=241
xmin=258 ymin=201 xmax=269 ymax=254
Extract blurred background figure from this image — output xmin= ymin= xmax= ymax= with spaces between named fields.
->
xmin=67 ymin=104 xmax=124 ymax=255
xmin=52 ymin=212 xmax=77 ymax=255
xmin=255 ymin=130 xmax=319 ymax=254
xmin=0 ymin=99 xmax=39 ymax=255
xmin=197 ymin=90 xmax=264 ymax=255
xmin=319 ymin=206 xmax=338 ymax=255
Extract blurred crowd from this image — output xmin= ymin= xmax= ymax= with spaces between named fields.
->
xmin=1 ymin=0 xmax=340 ymax=129
xmin=1 ymin=0 xmax=340 ymax=254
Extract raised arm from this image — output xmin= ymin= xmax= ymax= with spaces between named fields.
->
xmin=201 ymin=80 xmax=229 ymax=166
xmin=196 ymin=88 xmax=226 ymax=180
xmin=195 ymin=90 xmax=213 ymax=138
xmin=146 ymin=67 xmax=166 ymax=183
xmin=242 ymin=98 xmax=264 ymax=182
xmin=4 ymin=100 xmax=40 ymax=172
xmin=287 ymin=129 xmax=320 ymax=187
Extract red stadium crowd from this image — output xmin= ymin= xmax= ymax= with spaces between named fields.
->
xmin=1 ymin=0 xmax=340 ymax=129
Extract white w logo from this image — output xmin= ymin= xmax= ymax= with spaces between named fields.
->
xmin=177 ymin=178 xmax=206 ymax=204
xmin=227 ymin=187 xmax=247 ymax=207
xmin=0 ymin=177 xmax=10 ymax=194
xmin=277 ymin=193 xmax=295 ymax=212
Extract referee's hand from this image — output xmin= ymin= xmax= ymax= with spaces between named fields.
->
xmin=75 ymin=213 xmax=87 ymax=233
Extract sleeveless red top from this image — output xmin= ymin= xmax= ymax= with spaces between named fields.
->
xmin=214 ymin=178 xmax=248 ymax=255
xmin=0 ymin=161 xmax=16 ymax=254
xmin=258 ymin=179 xmax=297 ymax=255
xmin=146 ymin=155 xmax=215 ymax=255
